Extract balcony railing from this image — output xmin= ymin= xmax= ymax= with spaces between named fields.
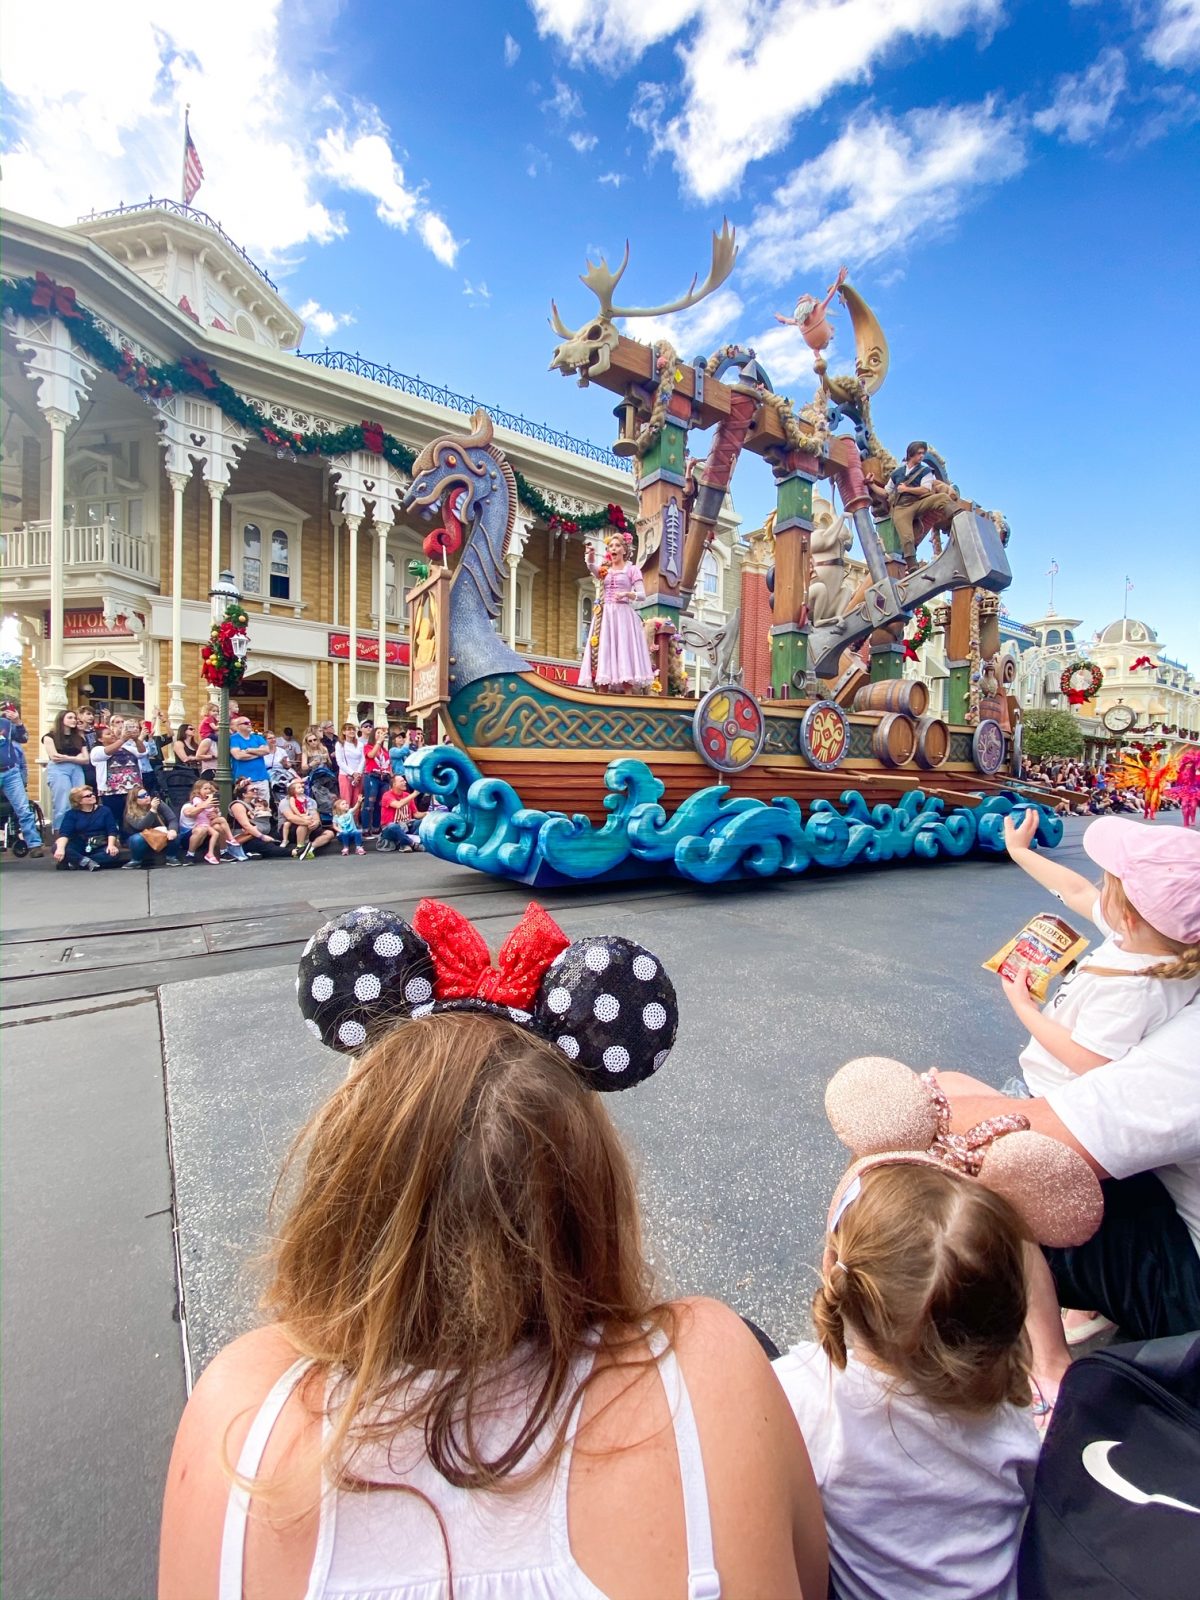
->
xmin=77 ymin=199 xmax=278 ymax=290
xmin=300 ymin=350 xmax=630 ymax=472
xmin=0 ymin=521 xmax=158 ymax=581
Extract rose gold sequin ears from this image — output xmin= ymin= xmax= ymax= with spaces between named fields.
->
xmin=824 ymin=1055 xmax=1104 ymax=1247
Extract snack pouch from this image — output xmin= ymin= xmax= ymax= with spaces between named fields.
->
xmin=983 ymin=913 xmax=1089 ymax=1002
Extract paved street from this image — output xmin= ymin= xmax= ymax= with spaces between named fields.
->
xmin=1 ymin=822 xmax=1103 ymax=1599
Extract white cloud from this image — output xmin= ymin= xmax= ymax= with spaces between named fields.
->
xmin=1033 ymin=49 xmax=1127 ymax=143
xmin=746 ymin=99 xmax=1025 ymax=282
xmin=463 ymin=278 xmax=492 ymax=307
xmin=742 ymin=323 xmax=834 ymax=389
xmin=598 ymin=171 xmax=627 ymax=186
xmin=504 ymin=33 xmax=521 ymax=66
xmin=0 ymin=0 xmax=459 ymax=271
xmin=544 ymin=77 xmax=584 ymax=120
xmin=317 ymin=124 xmax=461 ymax=267
xmin=620 ymin=285 xmax=744 ymax=357
xmin=533 ymin=0 xmax=1004 ymax=199
xmin=569 ymin=130 xmax=599 ymax=152
xmin=298 ymin=299 xmax=354 ymax=341
xmin=526 ymin=145 xmax=551 ymax=178
xmin=1144 ymin=0 xmax=1200 ymax=68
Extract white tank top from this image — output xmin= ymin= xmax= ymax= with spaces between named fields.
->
xmin=219 ymin=1330 xmax=720 ymax=1600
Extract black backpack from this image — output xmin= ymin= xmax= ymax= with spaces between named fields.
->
xmin=1018 ymin=1333 xmax=1200 ymax=1598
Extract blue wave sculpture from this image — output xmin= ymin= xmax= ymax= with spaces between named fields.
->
xmin=405 ymin=747 xmax=1063 ymax=888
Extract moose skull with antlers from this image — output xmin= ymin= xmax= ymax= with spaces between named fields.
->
xmin=549 ymin=221 xmax=738 ymax=387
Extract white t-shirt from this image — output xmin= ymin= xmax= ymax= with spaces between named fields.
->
xmin=773 ymin=1342 xmax=1039 ymax=1600
xmin=335 ymin=740 xmax=365 ymax=775
xmin=1020 ymin=897 xmax=1200 ymax=1096
xmin=1046 ymin=999 xmax=1200 ymax=1255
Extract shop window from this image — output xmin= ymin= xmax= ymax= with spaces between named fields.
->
xmin=269 ymin=529 xmax=290 ymax=600
xmin=700 ymin=552 xmax=720 ymax=598
xmin=242 ymin=523 xmax=262 ymax=594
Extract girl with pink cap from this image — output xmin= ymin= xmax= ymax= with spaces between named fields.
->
xmin=1000 ymin=811 xmax=1200 ymax=1351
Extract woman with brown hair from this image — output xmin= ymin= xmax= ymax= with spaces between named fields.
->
xmin=159 ymin=901 xmax=826 ymax=1600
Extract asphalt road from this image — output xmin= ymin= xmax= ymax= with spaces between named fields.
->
xmin=0 ymin=817 xmax=1108 ymax=1599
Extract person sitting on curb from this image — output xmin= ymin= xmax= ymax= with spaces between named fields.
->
xmin=377 ymin=772 xmax=422 ymax=851
xmin=180 ymin=780 xmax=247 ymax=865
xmin=279 ymin=778 xmax=336 ymax=859
xmin=1 ymin=699 xmax=46 ymax=856
xmin=228 ymin=778 xmax=288 ymax=858
xmin=123 ymin=787 xmax=183 ymax=868
xmin=53 ymin=786 xmax=123 ymax=870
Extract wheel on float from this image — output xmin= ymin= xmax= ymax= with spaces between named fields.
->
xmin=692 ymin=684 xmax=765 ymax=773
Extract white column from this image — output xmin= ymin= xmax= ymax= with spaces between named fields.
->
xmin=44 ymin=408 xmax=72 ymax=719
xmin=167 ymin=470 xmax=190 ymax=726
xmin=504 ymin=517 xmax=533 ymax=648
xmin=331 ymin=517 xmax=340 ymax=726
xmin=206 ymin=480 xmax=225 ymax=594
xmin=375 ymin=522 xmax=391 ymax=721
xmin=345 ymin=514 xmax=361 ymax=723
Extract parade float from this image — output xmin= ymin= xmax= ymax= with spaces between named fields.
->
xmin=401 ymin=228 xmax=1062 ymax=885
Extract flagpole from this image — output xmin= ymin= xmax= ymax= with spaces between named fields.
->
xmin=182 ymin=105 xmax=190 ymax=207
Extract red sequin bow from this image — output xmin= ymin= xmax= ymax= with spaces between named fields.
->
xmin=411 ymin=899 xmax=570 ymax=1010
xmin=32 ymin=271 xmax=80 ymax=319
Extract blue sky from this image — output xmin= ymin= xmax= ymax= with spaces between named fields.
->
xmin=2 ymin=0 xmax=1198 ymax=666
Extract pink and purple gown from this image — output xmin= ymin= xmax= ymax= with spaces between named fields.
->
xmin=578 ymin=557 xmax=655 ymax=692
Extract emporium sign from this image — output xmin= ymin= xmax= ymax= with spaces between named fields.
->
xmin=527 ymin=657 xmax=581 ymax=687
xmin=45 ymin=607 xmax=141 ymax=639
xmin=327 ymin=632 xmax=410 ymax=666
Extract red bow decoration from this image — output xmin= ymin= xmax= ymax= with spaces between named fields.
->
xmin=1066 ymin=689 xmax=1088 ymax=705
xmin=903 ymin=642 xmax=919 ymax=662
xmin=181 ymin=356 xmax=218 ymax=391
xmin=31 ymin=271 xmax=80 ymax=319
xmin=1130 ymin=656 xmax=1159 ymax=672
xmin=412 ymin=899 xmax=569 ymax=1010
xmin=361 ymin=421 xmax=385 ymax=455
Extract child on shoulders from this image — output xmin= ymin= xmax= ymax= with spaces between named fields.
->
xmin=774 ymin=1161 xmax=1039 ymax=1600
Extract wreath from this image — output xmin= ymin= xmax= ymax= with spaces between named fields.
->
xmin=902 ymin=604 xmax=933 ymax=662
xmin=1061 ymin=661 xmax=1103 ymax=706
xmin=202 ymin=602 xmax=250 ymax=689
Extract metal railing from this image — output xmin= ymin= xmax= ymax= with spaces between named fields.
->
xmin=76 ymin=199 xmax=278 ymax=290
xmin=300 ymin=350 xmax=630 ymax=472
xmin=1 ymin=521 xmax=158 ymax=580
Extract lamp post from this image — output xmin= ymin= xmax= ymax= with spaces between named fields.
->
xmin=209 ymin=568 xmax=243 ymax=812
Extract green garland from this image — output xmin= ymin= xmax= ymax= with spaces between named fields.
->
xmin=0 ymin=273 xmax=628 ymax=532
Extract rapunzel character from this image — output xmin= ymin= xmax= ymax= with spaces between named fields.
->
xmin=578 ymin=529 xmax=655 ymax=693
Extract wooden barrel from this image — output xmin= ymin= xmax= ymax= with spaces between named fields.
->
xmin=853 ymin=678 xmax=929 ymax=719
xmin=913 ymin=715 xmax=950 ymax=769
xmin=871 ymin=713 xmax=916 ymax=767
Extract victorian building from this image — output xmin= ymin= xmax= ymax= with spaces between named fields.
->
xmin=0 ymin=201 xmax=740 ymax=750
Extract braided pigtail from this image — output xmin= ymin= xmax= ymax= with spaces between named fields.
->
xmin=812 ymin=1261 xmax=849 ymax=1369
xmin=1144 ymin=943 xmax=1200 ymax=982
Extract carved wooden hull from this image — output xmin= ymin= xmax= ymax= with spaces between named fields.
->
xmin=447 ymin=671 xmax=1017 ymax=823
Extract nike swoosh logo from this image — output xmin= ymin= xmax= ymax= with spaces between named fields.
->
xmin=1082 ymin=1440 xmax=1200 ymax=1515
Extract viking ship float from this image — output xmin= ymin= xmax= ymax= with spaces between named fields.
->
xmin=400 ymin=229 xmax=1061 ymax=885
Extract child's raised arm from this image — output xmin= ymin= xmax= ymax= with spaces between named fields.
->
xmin=1004 ymin=810 xmax=1098 ymax=921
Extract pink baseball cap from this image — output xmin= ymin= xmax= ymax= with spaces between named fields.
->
xmin=1083 ymin=818 xmax=1200 ymax=944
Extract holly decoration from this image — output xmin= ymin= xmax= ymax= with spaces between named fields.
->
xmin=0 ymin=274 xmax=634 ymax=534
xmin=1061 ymin=661 xmax=1103 ymax=706
xmin=902 ymin=603 xmax=933 ymax=662
xmin=202 ymin=602 xmax=250 ymax=689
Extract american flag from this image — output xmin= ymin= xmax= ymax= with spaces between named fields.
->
xmin=183 ymin=116 xmax=204 ymax=205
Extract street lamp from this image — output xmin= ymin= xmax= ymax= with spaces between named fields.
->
xmin=209 ymin=568 xmax=242 ymax=811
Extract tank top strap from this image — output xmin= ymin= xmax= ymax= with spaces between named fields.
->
xmin=218 ymin=1357 xmax=315 ymax=1600
xmin=646 ymin=1328 xmax=720 ymax=1600
xmin=554 ymin=1328 xmax=719 ymax=1600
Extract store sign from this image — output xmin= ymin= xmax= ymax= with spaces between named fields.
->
xmin=45 ymin=608 xmax=141 ymax=639
xmin=528 ymin=658 xmax=581 ymax=687
xmin=327 ymin=632 xmax=410 ymax=666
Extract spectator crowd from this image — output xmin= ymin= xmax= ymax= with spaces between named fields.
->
xmin=0 ymin=695 xmax=435 ymax=869
xmin=1024 ymin=756 xmax=1182 ymax=817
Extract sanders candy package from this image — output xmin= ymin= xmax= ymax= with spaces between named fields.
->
xmin=983 ymin=913 xmax=1089 ymax=1002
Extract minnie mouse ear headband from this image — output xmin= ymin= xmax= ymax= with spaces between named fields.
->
xmin=297 ymin=899 xmax=678 ymax=1093
xmin=823 ymin=1056 xmax=1103 ymax=1248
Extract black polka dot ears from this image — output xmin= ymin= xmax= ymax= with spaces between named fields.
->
xmin=296 ymin=901 xmax=678 ymax=1092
